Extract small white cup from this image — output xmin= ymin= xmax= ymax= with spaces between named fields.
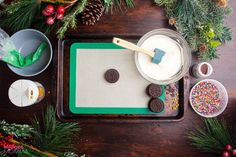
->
xmin=191 ymin=62 xmax=213 ymax=78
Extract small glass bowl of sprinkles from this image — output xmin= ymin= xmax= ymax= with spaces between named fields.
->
xmin=189 ymin=79 xmax=228 ymax=117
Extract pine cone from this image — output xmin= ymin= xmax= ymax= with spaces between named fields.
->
xmin=198 ymin=44 xmax=208 ymax=53
xmin=216 ymin=0 xmax=228 ymax=7
xmin=81 ymin=0 xmax=104 ymax=26
xmin=168 ymin=17 xmax=176 ymax=26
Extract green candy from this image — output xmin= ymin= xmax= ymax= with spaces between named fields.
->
xmin=2 ymin=42 xmax=48 ymax=68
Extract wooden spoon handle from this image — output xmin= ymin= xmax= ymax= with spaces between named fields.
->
xmin=112 ymin=37 xmax=155 ymax=57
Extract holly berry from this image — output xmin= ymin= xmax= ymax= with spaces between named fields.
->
xmin=232 ymin=149 xmax=236 ymax=156
xmin=56 ymin=13 xmax=64 ymax=20
xmin=225 ymin=145 xmax=233 ymax=151
xmin=57 ymin=6 xmax=65 ymax=14
xmin=42 ymin=10 xmax=52 ymax=16
xmin=223 ymin=151 xmax=231 ymax=157
xmin=45 ymin=5 xmax=55 ymax=14
xmin=46 ymin=17 xmax=55 ymax=25
xmin=5 ymin=134 xmax=13 ymax=140
xmin=43 ymin=5 xmax=67 ymax=24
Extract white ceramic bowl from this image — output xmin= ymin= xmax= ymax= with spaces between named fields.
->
xmin=189 ymin=79 xmax=228 ymax=118
xmin=8 ymin=29 xmax=53 ymax=77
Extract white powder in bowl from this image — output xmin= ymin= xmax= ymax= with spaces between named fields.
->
xmin=137 ymin=35 xmax=182 ymax=81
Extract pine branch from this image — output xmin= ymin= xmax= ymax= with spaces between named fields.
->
xmin=31 ymin=105 xmax=81 ymax=156
xmin=215 ymin=26 xmax=232 ymax=43
xmin=0 ymin=120 xmax=34 ymax=138
xmin=175 ymin=0 xmax=208 ymax=37
xmin=18 ymin=148 xmax=48 ymax=157
xmin=103 ymin=0 xmax=134 ymax=13
xmin=34 ymin=16 xmax=61 ymax=36
xmin=199 ymin=48 xmax=219 ymax=61
xmin=187 ymin=118 xmax=236 ymax=155
xmin=57 ymin=0 xmax=88 ymax=39
xmin=0 ymin=0 xmax=41 ymax=32
xmin=154 ymin=0 xmax=176 ymax=5
xmin=154 ymin=0 xmax=232 ymax=61
xmin=125 ymin=0 xmax=134 ymax=7
xmin=154 ymin=0 xmax=176 ymax=11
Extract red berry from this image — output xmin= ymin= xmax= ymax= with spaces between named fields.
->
xmin=232 ymin=149 xmax=236 ymax=156
xmin=223 ymin=151 xmax=231 ymax=157
xmin=45 ymin=5 xmax=55 ymax=14
xmin=225 ymin=145 xmax=233 ymax=151
xmin=57 ymin=6 xmax=65 ymax=14
xmin=5 ymin=134 xmax=13 ymax=140
xmin=56 ymin=13 xmax=64 ymax=20
xmin=42 ymin=10 xmax=52 ymax=16
xmin=46 ymin=17 xmax=55 ymax=25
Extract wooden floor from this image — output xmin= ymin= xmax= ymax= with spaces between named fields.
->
xmin=0 ymin=0 xmax=236 ymax=156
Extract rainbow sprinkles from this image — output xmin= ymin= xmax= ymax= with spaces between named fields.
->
xmin=190 ymin=79 xmax=228 ymax=117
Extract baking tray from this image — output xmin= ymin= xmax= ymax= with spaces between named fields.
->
xmin=55 ymin=37 xmax=190 ymax=122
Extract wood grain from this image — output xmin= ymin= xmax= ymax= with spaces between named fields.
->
xmin=0 ymin=0 xmax=236 ymax=157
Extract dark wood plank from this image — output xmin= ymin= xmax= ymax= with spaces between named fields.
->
xmin=0 ymin=0 xmax=235 ymax=157
xmin=68 ymin=0 xmax=168 ymax=37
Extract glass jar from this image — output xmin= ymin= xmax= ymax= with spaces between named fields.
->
xmin=135 ymin=28 xmax=191 ymax=85
xmin=8 ymin=79 xmax=45 ymax=107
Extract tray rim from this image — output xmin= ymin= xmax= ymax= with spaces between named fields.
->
xmin=55 ymin=38 xmax=190 ymax=122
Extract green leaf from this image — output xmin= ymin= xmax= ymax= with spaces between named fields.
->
xmin=209 ymin=40 xmax=221 ymax=48
xmin=206 ymin=28 xmax=215 ymax=39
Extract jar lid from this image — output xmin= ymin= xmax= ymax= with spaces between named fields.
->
xmin=8 ymin=79 xmax=39 ymax=107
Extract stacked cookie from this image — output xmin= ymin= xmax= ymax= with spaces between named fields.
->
xmin=146 ymin=84 xmax=164 ymax=113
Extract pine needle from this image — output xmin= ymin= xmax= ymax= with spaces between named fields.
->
xmin=154 ymin=0 xmax=232 ymax=61
xmin=103 ymin=0 xmax=134 ymax=13
xmin=0 ymin=0 xmax=41 ymax=32
xmin=57 ymin=0 xmax=88 ymax=39
xmin=0 ymin=120 xmax=34 ymax=138
xmin=31 ymin=105 xmax=81 ymax=156
xmin=187 ymin=118 xmax=236 ymax=155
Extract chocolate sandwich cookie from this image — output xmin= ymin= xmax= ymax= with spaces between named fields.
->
xmin=146 ymin=83 xmax=162 ymax=98
xmin=148 ymin=98 xmax=164 ymax=113
xmin=104 ymin=69 xmax=119 ymax=83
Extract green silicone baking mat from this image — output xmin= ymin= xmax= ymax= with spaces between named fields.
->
xmin=69 ymin=42 xmax=166 ymax=114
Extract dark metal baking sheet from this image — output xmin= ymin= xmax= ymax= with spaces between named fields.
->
xmin=55 ymin=37 xmax=190 ymax=122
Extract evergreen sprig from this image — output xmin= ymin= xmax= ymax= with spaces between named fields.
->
xmin=103 ymin=0 xmax=134 ymax=13
xmin=0 ymin=105 xmax=81 ymax=157
xmin=0 ymin=0 xmax=41 ymax=32
xmin=0 ymin=120 xmax=34 ymax=138
xmin=57 ymin=0 xmax=88 ymax=39
xmin=18 ymin=148 xmax=48 ymax=157
xmin=187 ymin=118 xmax=236 ymax=155
xmin=154 ymin=0 xmax=232 ymax=61
xmin=0 ymin=0 xmax=134 ymax=39
xmin=31 ymin=105 xmax=81 ymax=156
